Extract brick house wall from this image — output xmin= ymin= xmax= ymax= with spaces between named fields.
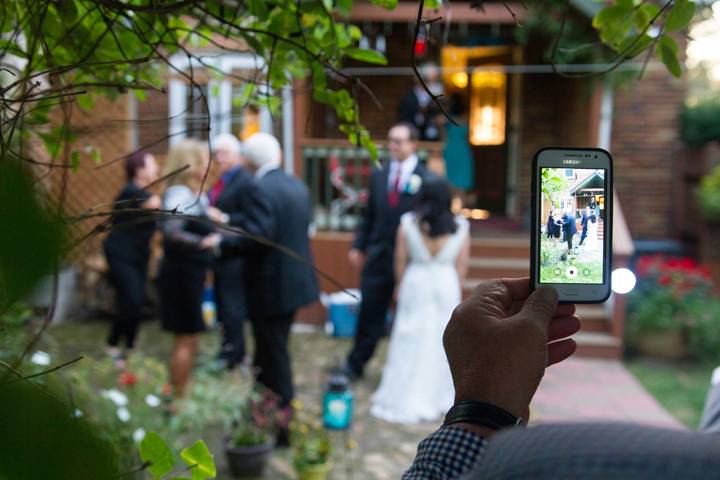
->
xmin=611 ymin=68 xmax=687 ymax=241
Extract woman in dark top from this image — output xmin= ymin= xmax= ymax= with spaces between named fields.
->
xmin=103 ymin=150 xmax=160 ymax=367
xmin=158 ymin=139 xmax=214 ymax=397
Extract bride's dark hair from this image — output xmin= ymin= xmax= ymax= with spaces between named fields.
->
xmin=414 ymin=173 xmax=458 ymax=238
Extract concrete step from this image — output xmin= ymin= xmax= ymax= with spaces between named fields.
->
xmin=468 ymin=257 xmax=530 ymax=279
xmin=572 ymin=331 xmax=622 ymax=359
xmin=576 ymin=305 xmax=611 ymax=333
xmin=470 ymin=237 xmax=529 ymax=259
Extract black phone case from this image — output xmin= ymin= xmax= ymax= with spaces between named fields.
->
xmin=530 ymin=147 xmax=613 ymax=304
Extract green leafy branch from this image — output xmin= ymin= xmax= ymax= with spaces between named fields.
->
xmin=139 ymin=432 xmax=216 ymax=480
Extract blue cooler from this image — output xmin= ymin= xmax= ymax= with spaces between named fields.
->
xmin=325 ymin=290 xmax=360 ymax=338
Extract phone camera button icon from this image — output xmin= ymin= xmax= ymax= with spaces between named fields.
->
xmin=566 ymin=267 xmax=578 ymax=279
xmin=553 ymin=268 xmax=562 ymax=278
xmin=582 ymin=268 xmax=591 ymax=277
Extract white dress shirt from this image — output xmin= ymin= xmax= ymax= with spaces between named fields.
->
xmin=388 ymin=154 xmax=419 ymax=193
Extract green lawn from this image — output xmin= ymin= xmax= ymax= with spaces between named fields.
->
xmin=627 ymin=358 xmax=715 ymax=429
xmin=539 ymin=236 xmax=603 ymax=283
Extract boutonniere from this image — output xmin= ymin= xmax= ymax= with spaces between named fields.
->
xmin=405 ymin=174 xmax=423 ymax=195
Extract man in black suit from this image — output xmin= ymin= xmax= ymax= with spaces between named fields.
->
xmin=578 ymin=206 xmax=591 ymax=246
xmin=561 ymin=209 xmax=577 ymax=252
xmin=397 ymin=63 xmax=443 ymax=141
xmin=204 ymin=132 xmax=319 ymax=410
xmin=206 ymin=133 xmax=251 ymax=370
xmin=345 ymin=122 xmax=426 ymax=379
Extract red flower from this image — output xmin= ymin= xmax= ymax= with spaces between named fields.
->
xmin=119 ymin=371 xmax=137 ymax=386
xmin=658 ymin=275 xmax=673 ymax=286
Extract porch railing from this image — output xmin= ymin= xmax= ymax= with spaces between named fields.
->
xmin=301 ymin=138 xmax=441 ymax=231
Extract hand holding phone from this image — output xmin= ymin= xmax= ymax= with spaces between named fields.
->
xmin=530 ymin=147 xmax=613 ymax=303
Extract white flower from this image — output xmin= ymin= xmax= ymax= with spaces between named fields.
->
xmin=117 ymin=407 xmax=131 ymax=422
xmin=145 ymin=394 xmax=161 ymax=408
xmin=102 ymin=388 xmax=128 ymax=407
xmin=406 ymin=174 xmax=423 ymax=195
xmin=30 ymin=351 xmax=51 ymax=366
xmin=73 ymin=409 xmax=84 ymax=418
xmin=133 ymin=428 xmax=146 ymax=443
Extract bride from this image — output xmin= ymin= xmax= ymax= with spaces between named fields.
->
xmin=371 ymin=174 xmax=470 ymax=424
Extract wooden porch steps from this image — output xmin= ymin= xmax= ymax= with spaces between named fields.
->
xmin=464 ymin=238 xmax=621 ymax=359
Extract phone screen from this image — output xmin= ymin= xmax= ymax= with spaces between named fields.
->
xmin=539 ymin=167 xmax=607 ymax=284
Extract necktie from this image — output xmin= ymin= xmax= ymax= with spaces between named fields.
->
xmin=209 ymin=177 xmax=225 ymax=206
xmin=389 ymin=169 xmax=401 ymax=207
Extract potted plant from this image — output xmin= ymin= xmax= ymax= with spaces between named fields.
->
xmin=697 ymin=164 xmax=720 ymax=289
xmin=224 ymin=388 xmax=286 ymax=478
xmin=627 ymin=255 xmax=713 ymax=360
xmin=290 ymin=402 xmax=332 ymax=480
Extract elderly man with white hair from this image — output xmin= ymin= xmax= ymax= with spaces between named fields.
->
xmin=203 ymin=132 xmax=319 ymax=446
xmin=205 ymin=133 xmax=256 ymax=371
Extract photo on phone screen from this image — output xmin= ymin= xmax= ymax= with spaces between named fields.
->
xmin=539 ymin=167 xmax=607 ymax=284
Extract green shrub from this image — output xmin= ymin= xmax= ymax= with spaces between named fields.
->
xmin=681 ymin=100 xmax=720 ymax=148
xmin=697 ymin=164 xmax=720 ymax=223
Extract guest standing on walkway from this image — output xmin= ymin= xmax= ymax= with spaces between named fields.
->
xmin=344 ymin=122 xmax=427 ymax=379
xmin=206 ymin=133 xmax=251 ymax=370
xmin=442 ymin=94 xmax=474 ymax=193
xmin=103 ymin=150 xmax=160 ymax=368
xmin=157 ymin=139 xmax=215 ymax=397
xmin=203 ymin=133 xmax=319 ymax=442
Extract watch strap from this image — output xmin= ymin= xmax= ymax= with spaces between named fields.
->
xmin=444 ymin=401 xmax=525 ymax=430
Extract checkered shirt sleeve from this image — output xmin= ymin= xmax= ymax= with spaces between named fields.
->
xmin=403 ymin=426 xmax=486 ymax=479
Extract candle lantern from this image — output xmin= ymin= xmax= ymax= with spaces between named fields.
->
xmin=322 ymin=369 xmax=353 ymax=430
xmin=469 ymin=69 xmax=507 ymax=146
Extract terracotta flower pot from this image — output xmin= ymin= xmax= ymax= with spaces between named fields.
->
xmin=635 ymin=330 xmax=687 ymax=361
xmin=224 ymin=438 xmax=274 ymax=478
xmin=296 ymin=462 xmax=332 ymax=480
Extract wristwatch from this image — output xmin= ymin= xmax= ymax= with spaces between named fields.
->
xmin=443 ymin=401 xmax=526 ymax=431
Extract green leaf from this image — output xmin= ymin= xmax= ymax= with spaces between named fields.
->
xmin=134 ymin=89 xmax=147 ymax=101
xmin=656 ymin=35 xmax=682 ymax=77
xmin=617 ymin=33 xmax=654 ymax=58
xmin=140 ymin=432 xmax=175 ymax=479
xmin=593 ymin=4 xmax=634 ymax=49
xmin=426 ymin=0 xmax=442 ymax=9
xmin=75 ymin=93 xmax=94 ymax=111
xmin=0 ymin=162 xmax=65 ymax=309
xmin=247 ymin=0 xmax=269 ymax=18
xmin=180 ymin=440 xmax=216 ymax=479
xmin=633 ymin=3 xmax=660 ymax=31
xmin=370 ymin=0 xmax=398 ymax=9
xmin=665 ymin=0 xmax=696 ymax=32
xmin=210 ymin=84 xmax=220 ymax=97
xmin=346 ymin=47 xmax=388 ymax=65
xmin=70 ymin=150 xmax=80 ymax=173
xmin=336 ymin=0 xmax=353 ymax=17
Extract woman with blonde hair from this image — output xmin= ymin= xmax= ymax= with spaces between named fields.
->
xmin=158 ymin=139 xmax=214 ymax=397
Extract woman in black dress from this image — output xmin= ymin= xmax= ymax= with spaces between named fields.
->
xmin=103 ymin=150 xmax=160 ymax=367
xmin=158 ymin=139 xmax=214 ymax=397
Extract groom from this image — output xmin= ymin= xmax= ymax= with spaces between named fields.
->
xmin=345 ymin=122 xmax=426 ymax=379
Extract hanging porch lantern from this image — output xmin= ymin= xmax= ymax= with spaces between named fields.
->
xmin=469 ymin=69 xmax=507 ymax=146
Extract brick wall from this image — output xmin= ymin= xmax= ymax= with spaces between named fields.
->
xmin=611 ymin=67 xmax=686 ymax=240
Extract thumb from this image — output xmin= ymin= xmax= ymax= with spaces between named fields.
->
xmin=516 ymin=286 xmax=558 ymax=326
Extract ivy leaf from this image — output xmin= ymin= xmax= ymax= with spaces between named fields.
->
xmin=75 ymin=93 xmax=94 ymax=111
xmin=346 ymin=47 xmax=388 ymax=65
xmin=140 ymin=432 xmax=175 ymax=479
xmin=180 ymin=440 xmax=216 ymax=479
xmin=656 ymin=35 xmax=682 ymax=78
xmin=665 ymin=0 xmax=696 ymax=32
xmin=247 ymin=0 xmax=269 ymax=18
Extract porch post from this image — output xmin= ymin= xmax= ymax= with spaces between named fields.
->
xmin=282 ymin=85 xmax=294 ymax=175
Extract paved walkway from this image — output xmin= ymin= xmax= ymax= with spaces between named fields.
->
xmin=533 ymin=357 xmax=682 ymax=428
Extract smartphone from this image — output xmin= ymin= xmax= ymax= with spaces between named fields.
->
xmin=530 ymin=147 xmax=613 ymax=303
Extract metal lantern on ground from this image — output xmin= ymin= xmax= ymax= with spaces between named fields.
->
xmin=322 ymin=370 xmax=353 ymax=430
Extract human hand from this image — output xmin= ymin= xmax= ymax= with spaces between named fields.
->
xmin=443 ymin=278 xmax=581 ymax=421
xmin=207 ymin=206 xmax=229 ymax=224
xmin=142 ymin=194 xmax=162 ymax=210
xmin=348 ymin=249 xmax=365 ymax=270
xmin=200 ymin=233 xmax=222 ymax=251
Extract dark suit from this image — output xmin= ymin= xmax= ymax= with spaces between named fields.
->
xmin=221 ymin=167 xmax=319 ymax=405
xmin=398 ymin=90 xmax=442 ymax=141
xmin=212 ymin=167 xmax=256 ymax=367
xmin=579 ymin=212 xmax=589 ymax=245
xmin=562 ymin=213 xmax=577 ymax=250
xmin=347 ymin=159 xmax=426 ymax=375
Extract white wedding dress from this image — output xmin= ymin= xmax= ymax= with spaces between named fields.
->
xmin=371 ymin=212 xmax=469 ymax=424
